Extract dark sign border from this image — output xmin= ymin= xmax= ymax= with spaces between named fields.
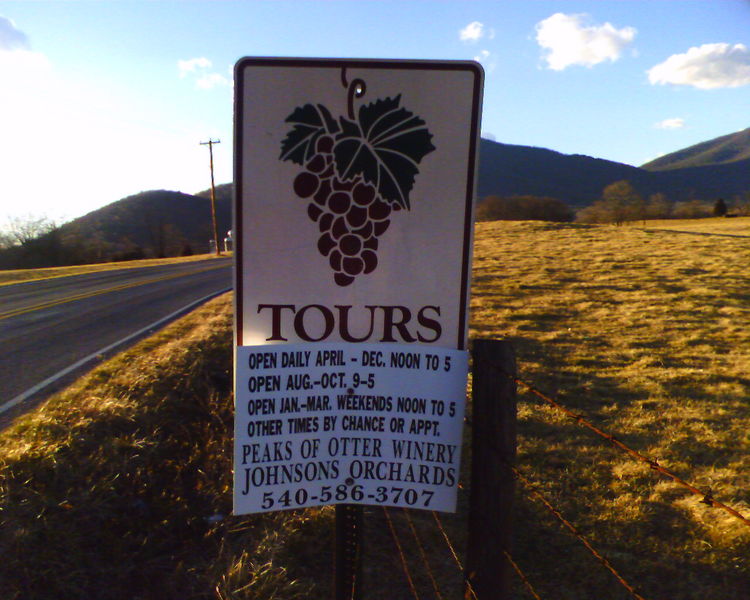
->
xmin=234 ymin=57 xmax=483 ymax=350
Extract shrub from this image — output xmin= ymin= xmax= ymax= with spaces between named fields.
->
xmin=476 ymin=195 xmax=574 ymax=222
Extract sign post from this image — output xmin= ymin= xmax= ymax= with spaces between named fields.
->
xmin=233 ymin=56 xmax=483 ymax=595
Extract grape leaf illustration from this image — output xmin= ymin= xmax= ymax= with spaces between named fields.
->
xmin=279 ymin=88 xmax=436 ymax=287
xmin=280 ymin=103 xmax=338 ymax=164
xmin=333 ymin=95 xmax=435 ymax=210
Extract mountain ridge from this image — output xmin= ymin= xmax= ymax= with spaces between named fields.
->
xmin=5 ymin=128 xmax=747 ymax=269
xmin=57 ymin=189 xmax=231 ymax=259
xmin=641 ymin=127 xmax=750 ymax=171
xmin=477 ymin=130 xmax=750 ymax=205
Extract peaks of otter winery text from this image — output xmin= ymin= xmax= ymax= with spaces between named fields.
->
xmin=234 ymin=343 xmax=468 ymax=513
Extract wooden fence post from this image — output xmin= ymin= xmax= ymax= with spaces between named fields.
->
xmin=465 ymin=339 xmax=517 ymax=599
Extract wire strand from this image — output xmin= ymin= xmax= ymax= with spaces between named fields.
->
xmin=431 ymin=511 xmax=479 ymax=600
xmin=402 ymin=508 xmax=444 ymax=600
xmin=511 ymin=464 xmax=649 ymax=600
xmin=478 ymin=358 xmax=750 ymax=531
xmin=502 ymin=550 xmax=543 ymax=600
xmin=383 ymin=507 xmax=421 ymax=600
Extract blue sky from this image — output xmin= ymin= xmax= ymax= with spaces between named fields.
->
xmin=1 ymin=0 xmax=749 ymax=222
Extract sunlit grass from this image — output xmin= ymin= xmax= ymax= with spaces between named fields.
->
xmin=0 ymin=293 xmax=330 ymax=599
xmin=471 ymin=220 xmax=749 ymax=599
xmin=640 ymin=215 xmax=750 ymax=235
xmin=1 ymin=219 xmax=748 ymax=598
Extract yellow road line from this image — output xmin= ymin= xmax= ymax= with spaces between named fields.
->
xmin=0 ymin=255 xmax=232 ymax=288
xmin=0 ymin=264 xmax=229 ymax=321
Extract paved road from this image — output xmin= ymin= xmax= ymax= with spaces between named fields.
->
xmin=0 ymin=257 xmax=232 ymax=409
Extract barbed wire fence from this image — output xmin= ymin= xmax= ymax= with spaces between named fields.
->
xmin=341 ymin=338 xmax=749 ymax=600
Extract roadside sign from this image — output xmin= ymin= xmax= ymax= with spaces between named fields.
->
xmin=234 ymin=57 xmax=483 ymax=514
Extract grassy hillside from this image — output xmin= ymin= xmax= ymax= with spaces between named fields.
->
xmin=642 ymin=127 xmax=750 ymax=170
xmin=0 ymin=295 xmax=332 ymax=599
xmin=1 ymin=219 xmax=748 ymax=598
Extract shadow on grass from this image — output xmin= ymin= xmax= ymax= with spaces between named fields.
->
xmin=0 ymin=330 xmax=332 ymax=600
xmin=488 ymin=336 xmax=750 ymax=600
xmin=511 ymin=487 xmax=750 ymax=600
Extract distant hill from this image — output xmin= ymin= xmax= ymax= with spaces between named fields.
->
xmin=195 ymin=183 xmax=233 ymax=206
xmin=477 ymin=140 xmax=645 ymax=205
xmin=59 ymin=189 xmax=231 ymax=258
xmin=4 ymin=128 xmax=748 ymax=270
xmin=478 ymin=133 xmax=750 ymax=205
xmin=0 ymin=189 xmax=233 ymax=269
xmin=641 ymin=128 xmax=750 ymax=170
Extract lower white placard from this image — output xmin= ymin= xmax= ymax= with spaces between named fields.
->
xmin=234 ymin=342 xmax=469 ymax=514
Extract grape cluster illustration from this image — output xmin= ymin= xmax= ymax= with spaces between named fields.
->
xmin=280 ymin=74 xmax=435 ymax=286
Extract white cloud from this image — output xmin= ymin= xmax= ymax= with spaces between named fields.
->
xmin=197 ymin=72 xmax=230 ymax=90
xmin=178 ymin=56 xmax=230 ymax=90
xmin=0 ymin=15 xmax=29 ymax=51
xmin=0 ymin=47 xmax=51 ymax=82
xmin=178 ymin=56 xmax=212 ymax=77
xmin=647 ymin=43 xmax=750 ymax=89
xmin=535 ymin=13 xmax=636 ymax=71
xmin=473 ymin=49 xmax=496 ymax=73
xmin=460 ymin=21 xmax=488 ymax=43
xmin=0 ymin=15 xmax=49 ymax=84
xmin=655 ymin=118 xmax=685 ymax=130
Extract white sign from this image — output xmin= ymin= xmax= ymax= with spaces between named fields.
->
xmin=234 ymin=58 xmax=483 ymax=348
xmin=234 ymin=343 xmax=468 ymax=514
xmin=233 ymin=58 xmax=483 ymax=515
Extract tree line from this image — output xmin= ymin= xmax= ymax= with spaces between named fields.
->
xmin=476 ymin=195 xmax=575 ymax=222
xmin=3 ymin=181 xmax=747 ymax=270
xmin=0 ymin=215 xmax=196 ymax=270
xmin=476 ymin=181 xmax=750 ymax=225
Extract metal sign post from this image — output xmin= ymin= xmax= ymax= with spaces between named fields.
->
xmin=335 ymin=503 xmax=363 ymax=600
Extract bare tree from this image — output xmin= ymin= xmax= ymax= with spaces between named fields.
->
xmin=2 ymin=214 xmax=58 ymax=246
xmin=0 ymin=230 xmax=13 ymax=250
xmin=646 ymin=193 xmax=673 ymax=219
xmin=602 ymin=180 xmax=643 ymax=225
xmin=735 ymin=191 xmax=750 ymax=216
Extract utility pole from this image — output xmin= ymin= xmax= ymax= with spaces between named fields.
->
xmin=200 ymin=138 xmax=221 ymax=256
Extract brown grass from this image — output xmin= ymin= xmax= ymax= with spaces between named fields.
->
xmin=0 ymin=294 xmax=330 ymax=599
xmin=1 ymin=218 xmax=748 ymax=599
xmin=639 ymin=215 xmax=750 ymax=236
xmin=471 ymin=220 xmax=749 ymax=599
xmin=0 ymin=252 xmax=229 ymax=286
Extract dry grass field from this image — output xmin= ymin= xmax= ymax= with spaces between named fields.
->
xmin=471 ymin=219 xmax=750 ymax=599
xmin=0 ymin=218 xmax=748 ymax=598
xmin=640 ymin=215 xmax=750 ymax=236
xmin=0 ymin=294 xmax=331 ymax=599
